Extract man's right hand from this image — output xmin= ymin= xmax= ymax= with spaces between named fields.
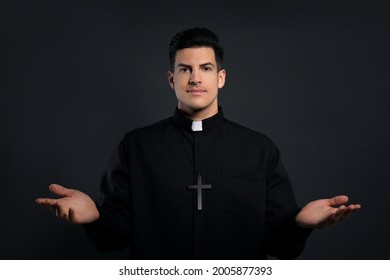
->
xmin=36 ymin=184 xmax=100 ymax=224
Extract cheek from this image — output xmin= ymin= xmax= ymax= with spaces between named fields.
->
xmin=174 ymin=76 xmax=187 ymax=87
xmin=173 ymin=80 xmax=186 ymax=94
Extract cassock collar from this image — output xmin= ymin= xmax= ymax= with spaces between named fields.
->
xmin=172 ymin=106 xmax=224 ymax=132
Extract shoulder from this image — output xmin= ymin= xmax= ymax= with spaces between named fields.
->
xmin=122 ymin=117 xmax=172 ymax=141
xmin=223 ymin=118 xmax=276 ymax=148
xmin=221 ymin=118 xmax=283 ymax=168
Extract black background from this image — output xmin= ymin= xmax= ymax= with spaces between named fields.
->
xmin=1 ymin=0 xmax=389 ymax=259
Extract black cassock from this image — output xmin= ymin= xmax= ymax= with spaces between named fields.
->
xmin=85 ymin=107 xmax=312 ymax=259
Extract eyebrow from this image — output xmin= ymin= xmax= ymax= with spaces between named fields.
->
xmin=176 ymin=62 xmax=215 ymax=68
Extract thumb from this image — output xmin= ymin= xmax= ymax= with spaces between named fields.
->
xmin=328 ymin=195 xmax=349 ymax=207
xmin=49 ymin=184 xmax=74 ymax=197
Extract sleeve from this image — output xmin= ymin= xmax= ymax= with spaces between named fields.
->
xmin=83 ymin=137 xmax=131 ymax=252
xmin=264 ymin=139 xmax=312 ymax=259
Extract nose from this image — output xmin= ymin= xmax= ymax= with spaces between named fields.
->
xmin=189 ymin=80 xmax=199 ymax=86
xmin=189 ymin=70 xmax=201 ymax=85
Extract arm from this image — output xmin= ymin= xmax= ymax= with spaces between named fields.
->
xmin=36 ymin=182 xmax=129 ymax=252
xmin=264 ymin=139 xmax=312 ymax=259
xmin=83 ymin=137 xmax=131 ymax=252
xmin=36 ymin=138 xmax=131 ymax=252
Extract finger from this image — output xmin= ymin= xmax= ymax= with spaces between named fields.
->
xmin=51 ymin=202 xmax=62 ymax=218
xmin=319 ymin=212 xmax=337 ymax=228
xmin=69 ymin=208 xmax=76 ymax=224
xmin=54 ymin=204 xmax=59 ymax=217
xmin=36 ymin=198 xmax=64 ymax=218
xmin=350 ymin=204 xmax=362 ymax=210
xmin=333 ymin=205 xmax=348 ymax=222
xmin=337 ymin=204 xmax=361 ymax=214
xmin=327 ymin=205 xmax=343 ymax=224
xmin=47 ymin=204 xmax=57 ymax=215
xmin=36 ymin=198 xmax=58 ymax=207
xmin=328 ymin=195 xmax=349 ymax=207
xmin=329 ymin=204 xmax=359 ymax=224
xmin=334 ymin=204 xmax=361 ymax=222
xmin=56 ymin=205 xmax=69 ymax=221
xmin=341 ymin=204 xmax=361 ymax=218
xmin=339 ymin=211 xmax=352 ymax=221
xmin=38 ymin=202 xmax=57 ymax=216
xmin=49 ymin=184 xmax=74 ymax=197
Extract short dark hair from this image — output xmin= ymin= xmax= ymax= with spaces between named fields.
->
xmin=169 ymin=27 xmax=224 ymax=71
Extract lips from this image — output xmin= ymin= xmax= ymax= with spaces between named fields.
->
xmin=186 ymin=88 xmax=207 ymax=94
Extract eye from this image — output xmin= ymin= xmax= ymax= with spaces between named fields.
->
xmin=178 ymin=67 xmax=190 ymax=73
xmin=202 ymin=66 xmax=213 ymax=71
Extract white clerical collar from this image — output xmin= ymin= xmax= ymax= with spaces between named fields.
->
xmin=191 ymin=121 xmax=203 ymax=131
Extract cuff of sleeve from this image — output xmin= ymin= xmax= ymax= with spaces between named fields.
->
xmin=82 ymin=204 xmax=109 ymax=233
xmin=290 ymin=208 xmax=313 ymax=239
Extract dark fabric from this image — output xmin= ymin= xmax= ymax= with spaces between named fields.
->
xmin=84 ymin=107 xmax=312 ymax=259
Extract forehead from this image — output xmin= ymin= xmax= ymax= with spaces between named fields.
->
xmin=175 ymin=47 xmax=216 ymax=66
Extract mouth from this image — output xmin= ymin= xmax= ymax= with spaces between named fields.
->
xmin=186 ymin=88 xmax=207 ymax=95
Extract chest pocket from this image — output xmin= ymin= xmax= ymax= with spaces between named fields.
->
xmin=221 ymin=169 xmax=265 ymax=215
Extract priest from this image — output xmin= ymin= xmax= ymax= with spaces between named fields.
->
xmin=36 ymin=27 xmax=361 ymax=259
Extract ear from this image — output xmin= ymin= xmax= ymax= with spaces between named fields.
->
xmin=218 ymin=69 xmax=226 ymax=89
xmin=167 ymin=71 xmax=175 ymax=89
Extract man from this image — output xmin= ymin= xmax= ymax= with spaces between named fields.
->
xmin=36 ymin=27 xmax=361 ymax=259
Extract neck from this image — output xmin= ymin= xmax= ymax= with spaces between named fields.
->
xmin=178 ymin=100 xmax=219 ymax=121
xmin=179 ymin=107 xmax=218 ymax=121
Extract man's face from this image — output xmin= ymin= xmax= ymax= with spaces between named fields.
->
xmin=168 ymin=47 xmax=226 ymax=120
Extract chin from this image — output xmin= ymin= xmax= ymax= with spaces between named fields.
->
xmin=187 ymin=103 xmax=211 ymax=112
xmin=178 ymin=98 xmax=218 ymax=114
